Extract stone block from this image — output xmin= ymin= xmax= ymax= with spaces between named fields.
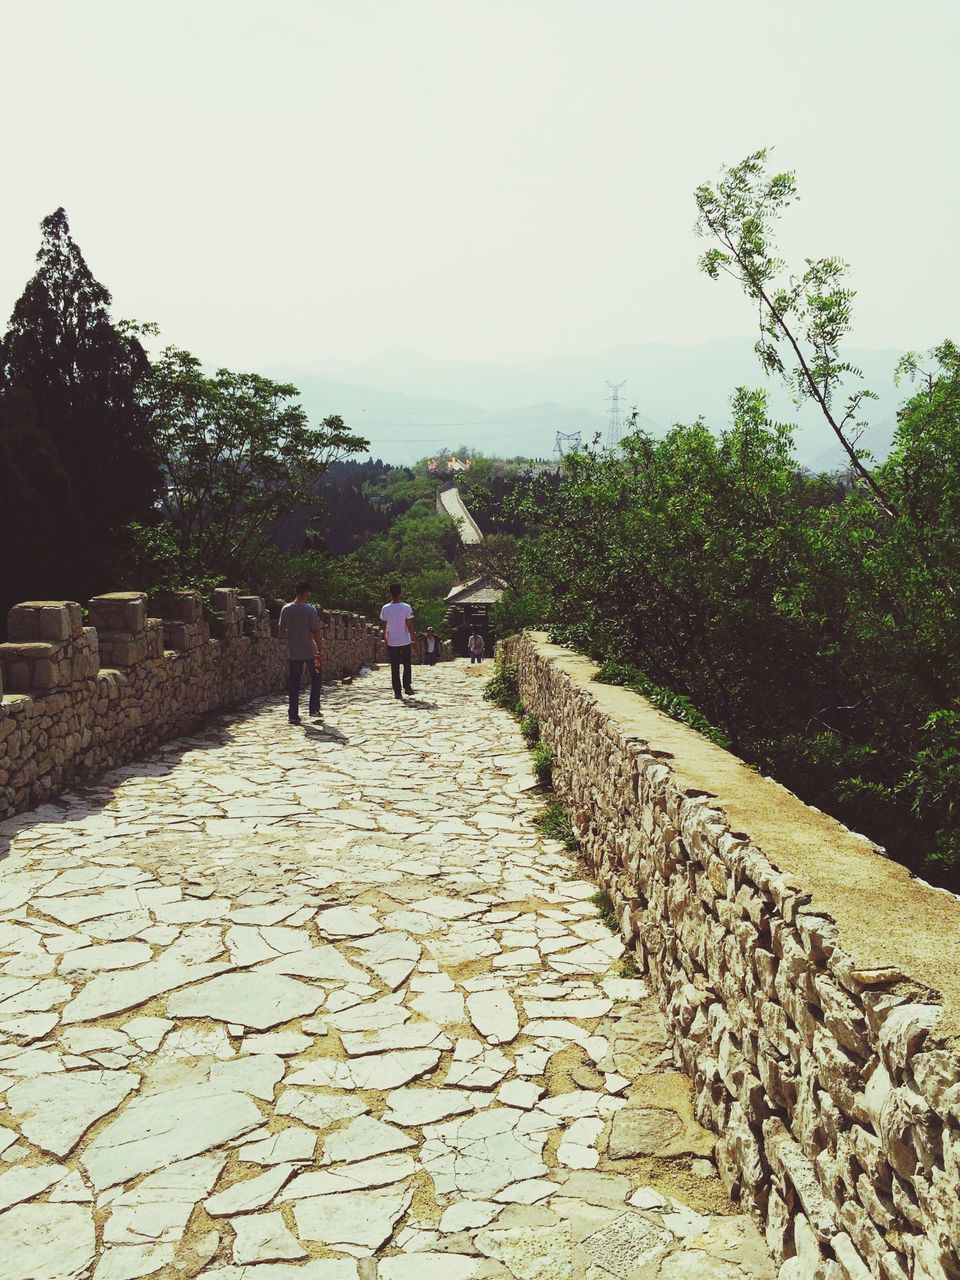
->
xmin=97 ymin=619 xmax=163 ymax=668
xmin=88 ymin=592 xmax=148 ymax=634
xmin=210 ymin=588 xmax=242 ymax=639
xmin=7 ymin=601 xmax=82 ymax=642
xmin=152 ymin=590 xmax=203 ymax=624
xmin=162 ymin=620 xmax=207 ymax=653
xmin=212 ymin=587 xmax=240 ymax=618
xmin=0 ymin=629 xmax=97 ymax=692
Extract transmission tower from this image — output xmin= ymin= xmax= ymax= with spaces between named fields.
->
xmin=606 ymin=381 xmax=626 ymax=448
xmin=555 ymin=430 xmax=582 ymax=460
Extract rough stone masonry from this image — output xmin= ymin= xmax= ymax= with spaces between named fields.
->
xmin=0 ymin=589 xmax=451 ymax=817
xmin=506 ymin=631 xmax=960 ymax=1280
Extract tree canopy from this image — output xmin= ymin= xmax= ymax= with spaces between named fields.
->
xmin=0 ymin=207 xmax=160 ymax=608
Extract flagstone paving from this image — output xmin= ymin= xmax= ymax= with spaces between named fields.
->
xmin=0 ymin=661 xmax=775 ymax=1280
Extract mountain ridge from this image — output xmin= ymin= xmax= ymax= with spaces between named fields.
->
xmin=260 ymin=337 xmax=908 ymax=468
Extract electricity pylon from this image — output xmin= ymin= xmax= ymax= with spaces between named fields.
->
xmin=606 ymin=380 xmax=626 ymax=449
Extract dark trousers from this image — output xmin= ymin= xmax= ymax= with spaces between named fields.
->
xmin=470 ymin=653 xmax=484 ymax=663
xmin=388 ymin=644 xmax=413 ymax=696
xmin=426 ymin=649 xmax=438 ymax=666
xmin=288 ymin=659 xmax=322 ymax=720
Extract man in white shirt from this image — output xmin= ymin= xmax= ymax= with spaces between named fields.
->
xmin=380 ymin=582 xmax=416 ymax=699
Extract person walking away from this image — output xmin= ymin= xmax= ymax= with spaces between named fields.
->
xmin=279 ymin=581 xmax=323 ymax=725
xmin=468 ymin=628 xmax=486 ymax=664
xmin=425 ymin=626 xmax=439 ymax=666
xmin=380 ymin=583 xmax=415 ymax=699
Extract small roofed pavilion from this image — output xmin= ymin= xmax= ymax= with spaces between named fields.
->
xmin=444 ymin=575 xmax=504 ymax=657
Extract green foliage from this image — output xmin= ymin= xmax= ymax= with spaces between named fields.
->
xmin=520 ymin=713 xmax=540 ymax=746
xmin=505 ymin=346 xmax=960 ymax=889
xmin=533 ymin=796 xmax=578 ymax=851
xmin=530 ymin=743 xmax=555 ymax=787
xmin=483 ymin=658 xmax=519 ymax=710
xmin=492 ymin=582 xmax=553 ymax=637
xmin=619 ymin=952 xmax=640 ymax=979
xmin=695 ymin=150 xmax=891 ymax=513
xmin=590 ymin=889 xmax=619 ymax=932
xmin=0 ymin=208 xmax=160 ymax=623
xmin=597 ymin=662 xmax=730 ymax=749
xmin=141 ymin=346 xmax=367 ymax=588
xmin=0 ymin=389 xmax=80 ymax=623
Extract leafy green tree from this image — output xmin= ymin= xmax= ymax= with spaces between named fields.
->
xmin=0 ymin=207 xmax=160 ymax=608
xmin=695 ymin=151 xmax=895 ymax=516
xmin=0 ymin=391 xmax=81 ymax=624
xmin=495 ymin=152 xmax=960 ymax=888
xmin=140 ymin=346 xmax=368 ymax=586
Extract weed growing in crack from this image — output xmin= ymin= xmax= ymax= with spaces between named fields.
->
xmin=590 ymin=888 xmax=619 ymax=932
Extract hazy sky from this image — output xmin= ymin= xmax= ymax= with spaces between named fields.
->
xmin=2 ymin=0 xmax=957 ymax=368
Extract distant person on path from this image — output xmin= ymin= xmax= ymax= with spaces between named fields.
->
xmin=380 ymin=583 xmax=415 ymax=699
xmin=279 ymin=581 xmax=323 ymax=725
xmin=425 ymin=626 xmax=439 ymax=666
xmin=468 ymin=628 xmax=486 ymax=664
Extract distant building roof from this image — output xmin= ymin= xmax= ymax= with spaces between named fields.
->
xmin=444 ymin=575 xmax=506 ymax=605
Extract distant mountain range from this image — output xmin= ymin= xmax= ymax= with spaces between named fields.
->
xmin=261 ymin=337 xmax=906 ymax=470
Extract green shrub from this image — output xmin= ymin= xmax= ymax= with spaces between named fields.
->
xmin=483 ymin=658 xmax=519 ymax=710
xmin=530 ymin=743 xmax=555 ymax=787
xmin=590 ymin=888 xmax=619 ymax=932
xmin=534 ymin=796 xmax=578 ymax=850
xmin=597 ymin=661 xmax=731 ymax=749
xmin=520 ymin=713 xmax=540 ymax=746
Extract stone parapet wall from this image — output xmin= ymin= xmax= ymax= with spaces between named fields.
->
xmin=0 ymin=590 xmax=452 ymax=816
xmin=505 ymin=631 xmax=960 ymax=1280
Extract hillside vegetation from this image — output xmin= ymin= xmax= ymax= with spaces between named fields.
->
xmin=493 ymin=153 xmax=960 ymax=890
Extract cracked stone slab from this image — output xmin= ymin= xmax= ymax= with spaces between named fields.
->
xmin=282 ymin=1153 xmax=417 ymax=1199
xmin=7 ymin=1068 xmax=139 ymax=1157
xmin=287 ymin=1048 xmax=441 ymax=1091
xmin=0 ymin=1161 xmax=69 ymax=1212
xmin=3 ymin=1202 xmax=96 ymax=1280
xmin=384 ymin=1085 xmax=480 ymax=1126
xmin=293 ymin=1183 xmax=414 ymax=1253
xmin=205 ymin=1163 xmax=295 ymax=1215
xmin=80 ymin=1082 xmax=262 ymax=1188
xmin=320 ymin=1114 xmax=416 ymax=1164
xmin=231 ymin=1209 xmax=307 ymax=1263
xmin=421 ymin=1107 xmax=554 ymax=1196
xmin=467 ymin=990 xmax=520 ymax=1045
xmin=165 ymin=971 xmax=326 ymax=1029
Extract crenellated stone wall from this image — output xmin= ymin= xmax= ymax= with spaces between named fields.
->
xmin=506 ymin=631 xmax=960 ymax=1280
xmin=0 ymin=590 xmax=452 ymax=816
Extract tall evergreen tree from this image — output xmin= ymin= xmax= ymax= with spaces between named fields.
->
xmin=0 ymin=208 xmax=160 ymax=613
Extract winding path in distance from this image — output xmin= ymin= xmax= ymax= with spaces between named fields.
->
xmin=438 ymin=486 xmax=484 ymax=545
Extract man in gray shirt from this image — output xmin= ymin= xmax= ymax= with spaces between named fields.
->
xmin=279 ymin=581 xmax=323 ymax=725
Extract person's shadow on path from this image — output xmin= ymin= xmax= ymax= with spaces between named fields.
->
xmin=304 ymin=723 xmax=350 ymax=743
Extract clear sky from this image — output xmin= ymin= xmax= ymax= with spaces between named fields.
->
xmin=2 ymin=0 xmax=957 ymax=368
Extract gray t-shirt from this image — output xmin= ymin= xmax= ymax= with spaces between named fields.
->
xmin=279 ymin=602 xmax=320 ymax=660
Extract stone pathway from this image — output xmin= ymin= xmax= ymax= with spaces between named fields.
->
xmin=0 ymin=662 xmax=775 ymax=1280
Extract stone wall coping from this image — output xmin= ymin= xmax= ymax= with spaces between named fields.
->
xmin=523 ymin=631 xmax=960 ymax=1043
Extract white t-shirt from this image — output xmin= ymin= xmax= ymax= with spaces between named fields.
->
xmin=380 ymin=601 xmax=414 ymax=646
